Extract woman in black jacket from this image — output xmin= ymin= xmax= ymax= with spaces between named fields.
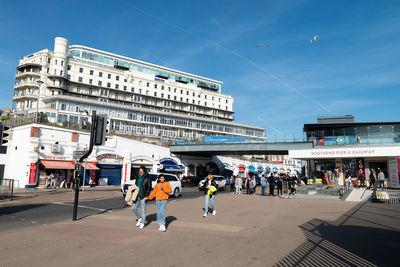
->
xmin=202 ymin=173 xmax=218 ymax=218
xmin=132 ymin=166 xmax=152 ymax=229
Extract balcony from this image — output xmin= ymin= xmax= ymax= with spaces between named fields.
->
xmin=14 ymin=82 xmax=39 ymax=89
xmin=16 ymin=63 xmax=42 ymax=70
xmin=13 ymin=94 xmax=38 ymax=100
xmin=15 ymin=71 xmax=41 ymax=79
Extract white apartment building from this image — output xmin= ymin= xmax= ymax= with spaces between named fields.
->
xmin=12 ymin=37 xmax=265 ymax=143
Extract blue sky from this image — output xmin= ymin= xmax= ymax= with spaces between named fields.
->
xmin=1 ymin=0 xmax=399 ymax=139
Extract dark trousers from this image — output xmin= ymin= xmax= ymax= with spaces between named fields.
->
xmin=230 ymin=184 xmax=235 ymax=193
xmin=277 ymin=185 xmax=282 ymax=196
xmin=269 ymin=184 xmax=275 ymax=196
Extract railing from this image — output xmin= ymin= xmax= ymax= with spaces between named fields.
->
xmin=0 ymin=179 xmax=14 ymax=200
xmin=376 ymin=190 xmax=400 ymax=204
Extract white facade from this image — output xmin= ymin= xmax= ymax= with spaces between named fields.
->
xmin=12 ymin=37 xmax=265 ymax=143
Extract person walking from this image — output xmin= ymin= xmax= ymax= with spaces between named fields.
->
xmin=260 ymin=175 xmax=267 ymax=196
xmin=235 ymin=176 xmax=242 ymax=194
xmin=49 ymin=173 xmax=56 ymax=189
xmin=202 ymin=173 xmax=218 ymax=217
xmin=244 ymin=176 xmax=251 ymax=194
xmin=132 ymin=166 xmax=152 ymax=229
xmin=378 ymin=169 xmax=385 ymax=189
xmin=229 ymin=175 xmax=235 ymax=193
xmin=358 ymin=170 xmax=365 ymax=188
xmin=148 ymin=174 xmax=172 ymax=232
xmin=249 ymin=176 xmax=256 ymax=194
xmin=268 ymin=173 xmax=276 ymax=196
xmin=369 ymin=168 xmax=376 ymax=190
xmin=277 ymin=174 xmax=283 ymax=196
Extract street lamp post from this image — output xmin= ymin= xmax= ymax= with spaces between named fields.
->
xmin=36 ymin=80 xmax=44 ymax=123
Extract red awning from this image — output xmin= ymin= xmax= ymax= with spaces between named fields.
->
xmin=41 ymin=160 xmax=74 ymax=169
xmin=238 ymin=165 xmax=246 ymax=171
xmin=81 ymin=162 xmax=99 ymax=170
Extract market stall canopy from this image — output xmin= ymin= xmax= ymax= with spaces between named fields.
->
xmin=248 ymin=165 xmax=256 ymax=172
xmin=81 ymin=162 xmax=99 ymax=170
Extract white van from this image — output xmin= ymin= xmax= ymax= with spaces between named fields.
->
xmin=121 ymin=173 xmax=182 ymax=198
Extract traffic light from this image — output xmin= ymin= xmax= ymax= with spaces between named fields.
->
xmin=0 ymin=123 xmax=10 ymax=145
xmin=74 ymin=162 xmax=81 ymax=172
xmin=94 ymin=114 xmax=108 ymax=146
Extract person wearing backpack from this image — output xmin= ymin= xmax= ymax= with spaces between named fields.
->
xmin=148 ymin=174 xmax=172 ymax=232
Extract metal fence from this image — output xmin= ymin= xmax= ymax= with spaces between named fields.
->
xmin=0 ymin=179 xmax=14 ymax=200
xmin=376 ymin=190 xmax=400 ymax=204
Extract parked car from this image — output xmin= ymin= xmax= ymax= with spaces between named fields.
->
xmin=181 ymin=176 xmax=202 ymax=187
xmin=198 ymin=175 xmax=227 ymax=191
xmin=121 ymin=173 xmax=182 ymax=198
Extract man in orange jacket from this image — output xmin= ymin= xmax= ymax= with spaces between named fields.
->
xmin=147 ymin=174 xmax=172 ymax=232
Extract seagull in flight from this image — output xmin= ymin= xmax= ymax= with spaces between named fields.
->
xmin=310 ymin=35 xmax=318 ymax=44
xmin=256 ymin=44 xmax=270 ymax=47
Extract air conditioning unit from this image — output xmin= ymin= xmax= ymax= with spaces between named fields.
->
xmin=51 ymin=144 xmax=61 ymax=153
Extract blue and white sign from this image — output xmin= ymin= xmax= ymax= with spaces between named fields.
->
xmin=204 ymin=136 xmax=246 ymax=143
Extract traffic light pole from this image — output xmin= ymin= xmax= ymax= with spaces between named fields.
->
xmin=73 ymin=110 xmax=97 ymax=221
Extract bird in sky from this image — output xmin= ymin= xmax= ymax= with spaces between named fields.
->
xmin=310 ymin=35 xmax=318 ymax=44
xmin=256 ymin=44 xmax=270 ymax=47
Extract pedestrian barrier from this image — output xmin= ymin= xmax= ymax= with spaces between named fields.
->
xmin=282 ymin=181 xmax=289 ymax=198
xmin=376 ymin=190 xmax=400 ymax=204
xmin=0 ymin=179 xmax=14 ymax=200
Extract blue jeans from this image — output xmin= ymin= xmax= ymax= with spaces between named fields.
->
xmin=156 ymin=200 xmax=167 ymax=226
xmin=261 ymin=186 xmax=266 ymax=195
xmin=132 ymin=198 xmax=146 ymax=223
xmin=204 ymin=195 xmax=215 ymax=213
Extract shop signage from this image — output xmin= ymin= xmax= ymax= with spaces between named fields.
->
xmin=388 ymin=157 xmax=400 ymax=188
xmin=97 ymin=153 xmax=124 ymax=164
xmin=289 ymin=146 xmax=400 ymax=159
xmin=154 ymin=78 xmax=165 ymax=82
xmin=356 ymin=158 xmax=365 ymax=180
xmin=124 ymin=163 xmax=128 ymax=183
xmin=28 ymin=163 xmax=37 ymax=185
xmin=44 ymin=156 xmax=67 ymax=160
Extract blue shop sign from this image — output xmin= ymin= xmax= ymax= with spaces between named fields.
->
xmin=204 ymin=136 xmax=246 ymax=143
xmin=155 ymin=78 xmax=165 ymax=82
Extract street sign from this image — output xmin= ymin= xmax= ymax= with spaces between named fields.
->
xmin=73 ymin=150 xmax=86 ymax=160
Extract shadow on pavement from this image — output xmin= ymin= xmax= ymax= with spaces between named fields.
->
xmin=0 ymin=204 xmax=47 ymax=216
xmin=274 ymin=202 xmax=400 ymax=267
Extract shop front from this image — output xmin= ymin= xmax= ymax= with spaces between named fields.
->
xmin=96 ymin=153 xmax=124 ymax=185
xmin=289 ymin=146 xmax=400 ymax=188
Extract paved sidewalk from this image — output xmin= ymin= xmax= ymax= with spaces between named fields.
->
xmin=1 ymin=193 xmax=399 ymax=266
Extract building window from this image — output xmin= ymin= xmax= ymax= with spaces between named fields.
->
xmin=168 ymin=95 xmax=170 ymax=99
xmin=205 ymin=102 xmax=207 ymax=107
xmin=67 ymin=74 xmax=71 ymax=79
xmin=124 ymin=79 xmax=127 ymax=83
xmin=107 ymin=82 xmax=111 ymax=88
xmin=131 ymin=87 xmax=135 ymax=92
xmin=61 ymin=61 xmax=64 ymax=66
xmin=55 ymin=59 xmax=58 ymax=65
xmin=174 ymin=88 xmax=176 ymax=93
xmin=77 ymin=86 xmax=81 ymax=93
xmin=180 ymin=97 xmax=183 ymax=101
xmin=146 ymin=82 xmax=150 ymax=87
xmin=89 ymin=79 xmax=93 ymax=84
xmin=60 ymin=70 xmax=63 ymax=76
xmin=115 ymin=84 xmax=119 ymax=89
xmin=78 ymin=77 xmax=83 ymax=82
xmin=154 ymin=84 xmax=157 ymax=89
xmin=108 ymin=74 xmax=111 ymax=79
xmin=89 ymin=88 xmax=92 ymax=95
xmin=226 ymin=99 xmax=228 ymax=103
xmin=139 ymin=89 xmax=142 ymax=93
xmin=98 ymin=81 xmax=102 ymax=86
xmin=180 ymin=90 xmax=183 ymax=94
xmin=90 ymin=70 xmax=94 ymax=75
xmin=48 ymin=58 xmax=51 ymax=64
xmin=192 ymin=100 xmax=195 ymax=104
xmin=161 ymin=93 xmax=164 ymax=98
xmin=193 ymin=92 xmax=195 ymax=97
xmin=154 ymin=92 xmax=157 ymax=97
xmin=205 ymin=95 xmax=207 ymax=99
xmin=61 ymin=103 xmax=66 ymax=110
xmin=186 ymin=91 xmax=189 ymax=95
xmin=174 ymin=96 xmax=177 ymax=100
xmin=79 ymin=68 xmax=83 ymax=73
xmin=123 ymin=85 xmax=127 ymax=91
xmin=99 ymin=72 xmax=103 ymax=77
xmin=116 ymin=75 xmax=119 ymax=81
xmin=161 ymin=85 xmax=164 ymax=90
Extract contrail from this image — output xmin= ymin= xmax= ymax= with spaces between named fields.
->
xmin=118 ymin=1 xmax=337 ymax=117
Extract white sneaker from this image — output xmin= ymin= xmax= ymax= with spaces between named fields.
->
xmin=158 ymin=225 xmax=162 ymax=231
xmin=136 ymin=218 xmax=142 ymax=227
xmin=212 ymin=210 xmax=216 ymax=216
xmin=138 ymin=223 xmax=145 ymax=229
xmin=203 ymin=212 xmax=207 ymax=217
xmin=161 ymin=225 xmax=166 ymax=232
